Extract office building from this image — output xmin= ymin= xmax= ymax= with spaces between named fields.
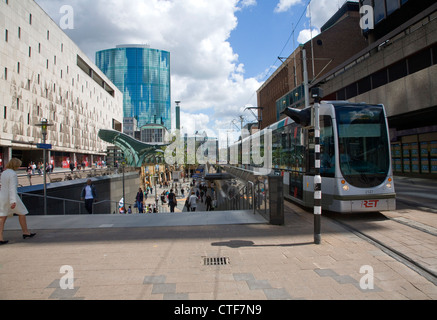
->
xmin=314 ymin=0 xmax=437 ymax=175
xmin=0 ymin=0 xmax=124 ymax=169
xmin=96 ymin=45 xmax=171 ymax=131
xmin=257 ymin=1 xmax=368 ymax=129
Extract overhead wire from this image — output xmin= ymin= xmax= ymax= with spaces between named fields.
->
xmin=243 ymin=0 xmax=313 ymax=108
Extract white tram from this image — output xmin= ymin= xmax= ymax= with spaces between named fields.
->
xmin=231 ymin=101 xmax=396 ymax=213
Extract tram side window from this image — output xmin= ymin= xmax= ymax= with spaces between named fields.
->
xmin=320 ymin=116 xmax=335 ymax=177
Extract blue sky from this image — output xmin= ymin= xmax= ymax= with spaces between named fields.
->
xmin=230 ymin=1 xmax=307 ymax=80
xmin=35 ymin=0 xmax=355 ymax=138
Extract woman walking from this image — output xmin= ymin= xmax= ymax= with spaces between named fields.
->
xmin=0 ymin=158 xmax=36 ymax=245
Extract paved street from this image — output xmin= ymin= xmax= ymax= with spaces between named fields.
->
xmin=1 ymin=196 xmax=436 ymax=301
xmin=1 ymin=173 xmax=436 ymax=301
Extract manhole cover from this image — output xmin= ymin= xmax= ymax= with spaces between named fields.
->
xmin=203 ymin=257 xmax=230 ymax=266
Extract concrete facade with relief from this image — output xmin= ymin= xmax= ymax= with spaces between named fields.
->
xmin=0 ymin=0 xmax=123 ymax=167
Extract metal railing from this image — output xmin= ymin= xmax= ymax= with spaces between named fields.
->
xmin=18 ymin=192 xmax=170 ymax=215
xmin=18 ymin=192 xmax=85 ymax=215
xmin=216 ymin=180 xmax=263 ymax=213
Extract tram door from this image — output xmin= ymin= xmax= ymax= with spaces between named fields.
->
xmin=289 ymin=125 xmax=304 ymax=200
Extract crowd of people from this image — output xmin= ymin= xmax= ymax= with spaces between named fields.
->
xmin=116 ymin=178 xmax=217 ymax=215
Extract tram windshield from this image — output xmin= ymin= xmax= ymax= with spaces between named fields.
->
xmin=335 ymin=105 xmax=390 ymax=188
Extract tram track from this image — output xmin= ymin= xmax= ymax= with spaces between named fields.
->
xmin=326 ymin=213 xmax=437 ymax=286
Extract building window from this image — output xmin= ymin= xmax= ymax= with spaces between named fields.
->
xmin=17 ymin=62 xmax=20 ymax=74
xmin=4 ymin=67 xmax=7 ymax=80
xmin=345 ymin=83 xmax=358 ymax=99
xmin=38 ymin=43 xmax=41 ymax=53
xmin=29 ymin=14 xmax=32 ymax=25
xmin=18 ymin=27 xmax=21 ymax=39
xmin=357 ymin=76 xmax=371 ymax=95
xmin=3 ymin=106 xmax=6 ymax=119
xmin=388 ymin=60 xmax=407 ymax=82
xmin=29 ymin=46 xmax=31 ymax=57
xmin=432 ymin=44 xmax=437 ymax=65
xmin=371 ymin=69 xmax=388 ymax=89
xmin=17 ymin=98 xmax=19 ymax=110
xmin=5 ymin=29 xmax=8 ymax=42
xmin=47 ymin=30 xmax=50 ymax=40
xmin=37 ymin=74 xmax=40 ymax=84
xmin=386 ymin=0 xmax=399 ymax=16
xmin=336 ymin=88 xmax=346 ymax=100
xmin=27 ymin=113 xmax=30 ymax=125
xmin=46 ymin=59 xmax=49 ymax=69
xmin=374 ymin=0 xmax=386 ymax=25
xmin=408 ymin=49 xmax=432 ymax=75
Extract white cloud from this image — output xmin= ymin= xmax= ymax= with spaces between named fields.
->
xmin=274 ymin=0 xmax=303 ymax=13
xmin=35 ymin=0 xmax=261 ymax=138
xmin=297 ymin=28 xmax=320 ymax=44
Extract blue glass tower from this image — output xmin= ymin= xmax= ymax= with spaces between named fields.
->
xmin=96 ymin=45 xmax=171 ymax=130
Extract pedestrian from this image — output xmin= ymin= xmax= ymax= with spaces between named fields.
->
xmin=168 ymin=189 xmax=176 ymax=213
xmin=26 ymin=163 xmax=33 ymax=186
xmin=80 ymin=179 xmax=97 ymax=214
xmin=136 ymin=188 xmax=144 ymax=213
xmin=189 ymin=191 xmax=198 ymax=212
xmin=205 ymin=194 xmax=212 ymax=211
xmin=128 ymin=206 xmax=132 ymax=214
xmin=0 ymin=158 xmax=36 ymax=245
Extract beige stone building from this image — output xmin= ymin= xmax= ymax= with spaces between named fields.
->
xmin=0 ymin=0 xmax=123 ymax=169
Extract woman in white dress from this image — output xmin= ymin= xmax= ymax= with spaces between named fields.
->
xmin=0 ymin=158 xmax=36 ymax=245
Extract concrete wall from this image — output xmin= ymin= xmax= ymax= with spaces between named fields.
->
xmin=18 ymin=172 xmax=141 ymax=215
xmin=321 ymin=14 xmax=437 ymax=118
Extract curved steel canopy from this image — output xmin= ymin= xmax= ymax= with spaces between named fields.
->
xmin=98 ymin=129 xmax=166 ymax=167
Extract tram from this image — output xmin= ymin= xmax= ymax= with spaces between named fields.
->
xmin=230 ymin=101 xmax=396 ymax=213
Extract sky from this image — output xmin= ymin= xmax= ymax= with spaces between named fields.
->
xmin=35 ymin=0 xmax=357 ymax=140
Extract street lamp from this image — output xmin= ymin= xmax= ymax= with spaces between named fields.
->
xmin=35 ymin=118 xmax=53 ymax=216
xmin=154 ymin=149 xmax=165 ymax=211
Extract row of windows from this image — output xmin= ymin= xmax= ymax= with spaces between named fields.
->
xmin=2 ymin=1 xmax=117 ymax=102
xmin=361 ymin=0 xmax=409 ymax=25
xmin=96 ymin=50 xmax=170 ymax=66
xmin=334 ymin=44 xmax=437 ymax=100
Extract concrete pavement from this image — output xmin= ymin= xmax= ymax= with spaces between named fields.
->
xmin=1 ymin=201 xmax=436 ymax=300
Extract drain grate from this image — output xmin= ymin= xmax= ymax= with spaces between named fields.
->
xmin=203 ymin=257 xmax=230 ymax=266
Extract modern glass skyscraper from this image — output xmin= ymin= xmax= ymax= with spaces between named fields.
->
xmin=96 ymin=45 xmax=171 ymax=130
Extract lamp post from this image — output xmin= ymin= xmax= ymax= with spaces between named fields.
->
xmin=35 ymin=118 xmax=53 ymax=216
xmin=154 ymin=149 xmax=164 ymax=211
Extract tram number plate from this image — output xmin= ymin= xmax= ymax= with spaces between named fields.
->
xmin=362 ymin=200 xmax=379 ymax=208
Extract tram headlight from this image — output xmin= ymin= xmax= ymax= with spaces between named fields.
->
xmin=386 ymin=178 xmax=393 ymax=189
xmin=341 ymin=180 xmax=349 ymax=191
